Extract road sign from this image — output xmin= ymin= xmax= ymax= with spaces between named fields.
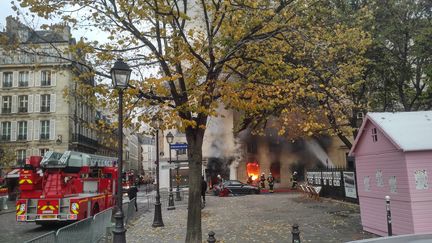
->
xmin=170 ymin=143 xmax=188 ymax=150
xmin=161 ymin=164 xmax=177 ymax=169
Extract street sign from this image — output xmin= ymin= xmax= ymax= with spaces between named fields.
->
xmin=161 ymin=164 xmax=177 ymax=169
xmin=170 ymin=143 xmax=188 ymax=150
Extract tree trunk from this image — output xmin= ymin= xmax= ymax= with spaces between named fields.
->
xmin=185 ymin=127 xmax=205 ymax=243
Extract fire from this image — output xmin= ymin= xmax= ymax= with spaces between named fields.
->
xmin=246 ymin=162 xmax=260 ymax=181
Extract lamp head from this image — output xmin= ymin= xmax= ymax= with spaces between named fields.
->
xmin=110 ymin=58 xmax=131 ymax=89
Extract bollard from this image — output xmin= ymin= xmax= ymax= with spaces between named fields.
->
xmin=207 ymin=231 xmax=216 ymax=243
xmin=292 ymin=224 xmax=300 ymax=243
xmin=385 ymin=195 xmax=392 ymax=236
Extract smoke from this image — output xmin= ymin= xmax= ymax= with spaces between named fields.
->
xmin=305 ymin=139 xmax=335 ymax=168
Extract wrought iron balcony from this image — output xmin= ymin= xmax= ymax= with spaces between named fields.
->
xmin=72 ymin=133 xmax=99 ymax=148
xmin=2 ymin=82 xmax=12 ymax=88
xmin=0 ymin=135 xmax=10 ymax=141
xmin=18 ymin=107 xmax=28 ymax=113
xmin=17 ymin=135 xmax=27 ymax=141
xmin=1 ymin=108 xmax=11 ymax=114
xmin=40 ymin=134 xmax=50 ymax=140
xmin=18 ymin=82 xmax=28 ymax=87
xmin=40 ymin=106 xmax=50 ymax=112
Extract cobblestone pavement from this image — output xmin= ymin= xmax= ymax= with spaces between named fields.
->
xmin=127 ymin=193 xmax=377 ymax=243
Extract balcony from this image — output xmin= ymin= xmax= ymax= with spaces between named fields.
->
xmin=0 ymin=135 xmax=10 ymax=141
xmin=2 ymin=82 xmax=12 ymax=88
xmin=18 ymin=107 xmax=28 ymax=113
xmin=18 ymin=82 xmax=28 ymax=87
xmin=72 ymin=133 xmax=99 ymax=148
xmin=40 ymin=134 xmax=50 ymax=140
xmin=40 ymin=106 xmax=50 ymax=112
xmin=41 ymin=81 xmax=51 ymax=86
xmin=16 ymin=159 xmax=26 ymax=165
xmin=1 ymin=108 xmax=11 ymax=114
xmin=17 ymin=135 xmax=27 ymax=141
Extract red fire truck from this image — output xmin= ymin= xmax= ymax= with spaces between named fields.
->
xmin=16 ymin=151 xmax=119 ymax=224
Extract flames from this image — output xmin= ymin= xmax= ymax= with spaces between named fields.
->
xmin=246 ymin=162 xmax=260 ymax=181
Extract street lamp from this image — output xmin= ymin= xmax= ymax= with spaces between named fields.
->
xmin=152 ymin=118 xmax=164 ymax=227
xmin=166 ymin=132 xmax=175 ymax=210
xmin=111 ymin=58 xmax=131 ymax=243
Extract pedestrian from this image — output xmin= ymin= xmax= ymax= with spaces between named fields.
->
xmin=291 ymin=171 xmax=298 ymax=189
xmin=201 ymin=176 xmax=207 ymax=207
xmin=128 ymin=185 xmax=138 ymax=211
xmin=260 ymin=173 xmax=266 ymax=189
xmin=267 ymin=173 xmax=275 ymax=193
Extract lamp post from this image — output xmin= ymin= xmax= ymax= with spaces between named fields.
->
xmin=175 ymin=150 xmax=181 ymax=201
xmin=111 ymin=58 xmax=131 ymax=243
xmin=152 ymin=119 xmax=164 ymax=227
xmin=166 ymin=132 xmax=175 ymax=210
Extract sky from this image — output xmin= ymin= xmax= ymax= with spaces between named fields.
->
xmin=0 ymin=2 xmax=104 ymax=42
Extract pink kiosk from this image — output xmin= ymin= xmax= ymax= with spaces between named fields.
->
xmin=349 ymin=111 xmax=432 ymax=236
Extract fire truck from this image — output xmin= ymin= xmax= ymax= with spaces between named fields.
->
xmin=16 ymin=151 xmax=118 ymax=223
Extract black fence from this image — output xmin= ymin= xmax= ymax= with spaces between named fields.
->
xmin=306 ymin=167 xmax=358 ymax=203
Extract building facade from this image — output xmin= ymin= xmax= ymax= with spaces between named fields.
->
xmin=0 ymin=16 xmax=114 ymax=164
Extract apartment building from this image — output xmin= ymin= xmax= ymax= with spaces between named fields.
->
xmin=0 ymin=16 xmax=114 ymax=165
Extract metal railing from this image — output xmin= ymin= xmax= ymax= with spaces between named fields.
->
xmin=24 ymin=231 xmax=56 ymax=243
xmin=24 ymin=208 xmax=113 ymax=243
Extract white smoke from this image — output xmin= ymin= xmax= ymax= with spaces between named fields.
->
xmin=305 ymin=139 xmax=335 ymax=168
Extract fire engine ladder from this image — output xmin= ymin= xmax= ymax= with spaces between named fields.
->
xmin=43 ymin=173 xmax=62 ymax=198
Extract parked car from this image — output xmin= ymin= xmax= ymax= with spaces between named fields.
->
xmin=213 ymin=180 xmax=260 ymax=196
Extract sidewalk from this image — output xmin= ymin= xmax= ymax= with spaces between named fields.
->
xmin=0 ymin=198 xmax=15 ymax=215
xmin=126 ymin=193 xmax=377 ymax=243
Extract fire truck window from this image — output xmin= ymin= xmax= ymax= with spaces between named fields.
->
xmin=68 ymin=154 xmax=83 ymax=167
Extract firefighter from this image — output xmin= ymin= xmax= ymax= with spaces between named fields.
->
xmin=260 ymin=173 xmax=266 ymax=189
xmin=267 ymin=173 xmax=275 ymax=193
xmin=291 ymin=171 xmax=298 ymax=189
xmin=247 ymin=175 xmax=253 ymax=185
xmin=201 ymin=176 xmax=207 ymax=207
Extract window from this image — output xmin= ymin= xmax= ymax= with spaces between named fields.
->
xmin=247 ymin=141 xmax=257 ymax=153
xmin=18 ymin=71 xmax=29 ymax=87
xmin=371 ymin=128 xmax=378 ymax=142
xmin=40 ymin=148 xmax=49 ymax=157
xmin=41 ymin=94 xmax=50 ymax=112
xmin=18 ymin=121 xmax=27 ymax=140
xmin=16 ymin=149 xmax=26 ymax=164
xmin=2 ymin=96 xmax=12 ymax=113
xmin=2 ymin=72 xmax=12 ymax=87
xmin=1 ymin=122 xmax=11 ymax=141
xmin=41 ymin=71 xmax=51 ymax=86
xmin=40 ymin=120 xmax=50 ymax=139
xmin=18 ymin=95 xmax=28 ymax=113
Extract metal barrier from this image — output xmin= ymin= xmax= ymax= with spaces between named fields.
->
xmin=56 ymin=217 xmax=93 ymax=243
xmin=122 ymin=201 xmax=130 ymax=224
xmin=126 ymin=198 xmax=136 ymax=224
xmin=91 ymin=208 xmax=113 ymax=243
xmin=24 ymin=231 xmax=56 ymax=243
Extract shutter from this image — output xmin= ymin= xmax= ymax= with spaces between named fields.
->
xmin=33 ymin=120 xmax=40 ymax=140
xmin=34 ymin=94 xmax=40 ymax=112
xmin=13 ymin=71 xmax=18 ymax=87
xmin=12 ymin=95 xmax=17 ymax=113
xmin=52 ymin=71 xmax=56 ymax=86
xmin=28 ymin=95 xmax=33 ymax=113
xmin=26 ymin=149 xmax=32 ymax=157
xmin=11 ymin=121 xmax=17 ymax=141
xmin=0 ymin=72 xmax=2 ymax=88
xmin=0 ymin=95 xmax=2 ymax=114
xmin=27 ymin=120 xmax=33 ymax=141
xmin=49 ymin=119 xmax=56 ymax=140
xmin=33 ymin=148 xmax=38 ymax=156
xmin=29 ymin=71 xmax=34 ymax=87
xmin=35 ymin=70 xmax=40 ymax=87
xmin=50 ymin=94 xmax=56 ymax=112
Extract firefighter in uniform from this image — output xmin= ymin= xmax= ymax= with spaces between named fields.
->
xmin=247 ymin=175 xmax=253 ymax=185
xmin=267 ymin=173 xmax=275 ymax=193
xmin=260 ymin=173 xmax=266 ymax=189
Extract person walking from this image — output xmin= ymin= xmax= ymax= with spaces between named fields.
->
xmin=267 ymin=173 xmax=275 ymax=193
xmin=260 ymin=173 xmax=266 ymax=189
xmin=128 ymin=185 xmax=138 ymax=211
xmin=201 ymin=176 xmax=207 ymax=207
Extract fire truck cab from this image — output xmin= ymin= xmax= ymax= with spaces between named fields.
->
xmin=16 ymin=151 xmax=118 ymax=223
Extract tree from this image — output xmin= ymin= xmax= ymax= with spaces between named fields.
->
xmin=0 ymin=147 xmax=16 ymax=170
xmin=6 ymin=0 xmax=370 ymax=241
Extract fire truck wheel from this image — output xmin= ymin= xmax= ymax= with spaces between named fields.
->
xmin=92 ymin=203 xmax=99 ymax=216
